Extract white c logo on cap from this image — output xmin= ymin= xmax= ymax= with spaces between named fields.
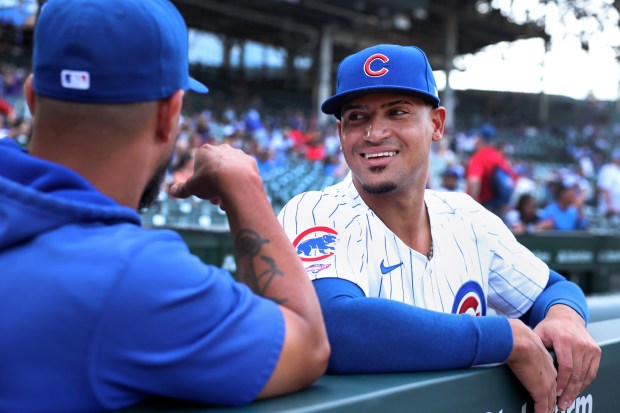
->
xmin=364 ymin=53 xmax=389 ymax=77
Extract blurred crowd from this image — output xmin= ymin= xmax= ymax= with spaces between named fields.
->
xmin=0 ymin=63 xmax=30 ymax=144
xmin=0 ymin=0 xmax=37 ymax=28
xmin=430 ymin=121 xmax=620 ymax=234
xmin=3 ymin=62 xmax=620 ymax=234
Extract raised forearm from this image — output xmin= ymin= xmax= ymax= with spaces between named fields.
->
xmin=224 ymin=173 xmax=315 ymax=308
xmin=169 ymin=143 xmax=329 ymax=395
xmin=224 ymin=176 xmax=330 ymax=396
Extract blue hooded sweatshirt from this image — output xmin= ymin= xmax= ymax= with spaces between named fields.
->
xmin=0 ymin=139 xmax=283 ymax=412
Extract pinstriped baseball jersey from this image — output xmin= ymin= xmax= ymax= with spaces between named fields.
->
xmin=277 ymin=173 xmax=549 ymax=318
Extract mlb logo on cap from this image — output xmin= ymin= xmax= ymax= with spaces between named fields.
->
xmin=61 ymin=70 xmax=90 ymax=91
xmin=321 ymin=44 xmax=440 ymax=117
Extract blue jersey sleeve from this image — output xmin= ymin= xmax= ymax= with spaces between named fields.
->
xmin=314 ymin=277 xmax=513 ymax=373
xmin=90 ymin=232 xmax=284 ymax=408
xmin=519 ymin=269 xmax=589 ymax=327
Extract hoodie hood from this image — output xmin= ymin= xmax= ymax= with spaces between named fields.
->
xmin=0 ymin=139 xmax=141 ymax=250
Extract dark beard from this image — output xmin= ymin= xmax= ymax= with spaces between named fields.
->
xmin=138 ymin=160 xmax=170 ymax=211
xmin=361 ymin=181 xmax=397 ymax=194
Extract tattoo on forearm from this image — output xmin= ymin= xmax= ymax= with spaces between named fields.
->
xmin=235 ymin=229 xmax=287 ymax=304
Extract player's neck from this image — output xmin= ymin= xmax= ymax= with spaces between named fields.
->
xmin=360 ymin=188 xmax=430 ymax=255
xmin=29 ymin=129 xmax=159 ymax=210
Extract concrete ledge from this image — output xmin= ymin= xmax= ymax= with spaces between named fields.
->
xmin=588 ymin=293 xmax=620 ymax=322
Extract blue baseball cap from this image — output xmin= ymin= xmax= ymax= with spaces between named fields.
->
xmin=478 ymin=123 xmax=497 ymax=140
xmin=321 ymin=44 xmax=439 ymax=118
xmin=442 ymin=167 xmax=460 ymax=179
xmin=33 ymin=0 xmax=208 ymax=103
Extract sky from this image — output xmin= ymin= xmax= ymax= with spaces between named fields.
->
xmin=434 ymin=35 xmax=620 ymax=101
xmin=438 ymin=0 xmax=620 ymax=101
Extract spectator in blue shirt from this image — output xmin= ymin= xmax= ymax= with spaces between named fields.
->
xmin=540 ymin=178 xmax=587 ymax=230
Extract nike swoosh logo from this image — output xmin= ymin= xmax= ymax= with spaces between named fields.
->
xmin=380 ymin=260 xmax=403 ymax=274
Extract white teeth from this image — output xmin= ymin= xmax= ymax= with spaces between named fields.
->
xmin=363 ymin=151 xmax=396 ymax=159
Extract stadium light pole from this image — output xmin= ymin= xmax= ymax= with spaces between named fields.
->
xmin=317 ymin=25 xmax=334 ymax=126
xmin=538 ymin=40 xmax=550 ymax=126
xmin=442 ymin=8 xmax=458 ymax=133
xmin=616 ymin=48 xmax=620 ymax=115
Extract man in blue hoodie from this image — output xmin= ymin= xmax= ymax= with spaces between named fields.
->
xmin=0 ymin=0 xmax=329 ymax=412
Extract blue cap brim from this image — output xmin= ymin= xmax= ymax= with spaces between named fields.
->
xmin=189 ymin=77 xmax=209 ymax=94
xmin=321 ymin=86 xmax=439 ymax=118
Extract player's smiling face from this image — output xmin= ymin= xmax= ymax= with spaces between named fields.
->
xmin=337 ymin=92 xmax=445 ymax=195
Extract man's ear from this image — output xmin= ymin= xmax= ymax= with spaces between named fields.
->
xmin=155 ymin=89 xmax=184 ymax=143
xmin=431 ymin=106 xmax=446 ymax=142
xmin=23 ymin=74 xmax=35 ymax=115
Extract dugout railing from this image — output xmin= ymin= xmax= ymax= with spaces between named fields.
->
xmin=120 ymin=317 xmax=620 ymax=413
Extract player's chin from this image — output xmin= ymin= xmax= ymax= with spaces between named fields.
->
xmin=360 ymin=179 xmax=397 ymax=195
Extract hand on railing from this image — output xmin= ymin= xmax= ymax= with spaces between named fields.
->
xmin=507 ymin=319 xmax=557 ymax=413
xmin=533 ymin=304 xmax=601 ymax=411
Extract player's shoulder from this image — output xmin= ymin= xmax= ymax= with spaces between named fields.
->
xmin=425 ymin=189 xmax=482 ymax=214
xmin=425 ymin=190 xmax=509 ymax=236
xmin=279 ymin=174 xmax=361 ymax=216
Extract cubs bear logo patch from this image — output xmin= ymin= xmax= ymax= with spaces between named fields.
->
xmin=293 ymin=226 xmax=338 ymax=262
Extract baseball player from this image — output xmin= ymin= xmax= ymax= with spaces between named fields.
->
xmin=278 ymin=44 xmax=600 ymax=413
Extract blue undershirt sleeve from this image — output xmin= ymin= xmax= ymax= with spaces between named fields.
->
xmin=313 ymin=278 xmax=513 ymax=374
xmin=519 ymin=269 xmax=589 ymax=327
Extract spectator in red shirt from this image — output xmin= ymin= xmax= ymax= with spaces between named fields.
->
xmin=465 ymin=124 xmax=516 ymax=218
xmin=0 ymin=97 xmax=15 ymax=123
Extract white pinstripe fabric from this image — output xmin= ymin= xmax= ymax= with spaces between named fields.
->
xmin=278 ymin=173 xmax=549 ymax=317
